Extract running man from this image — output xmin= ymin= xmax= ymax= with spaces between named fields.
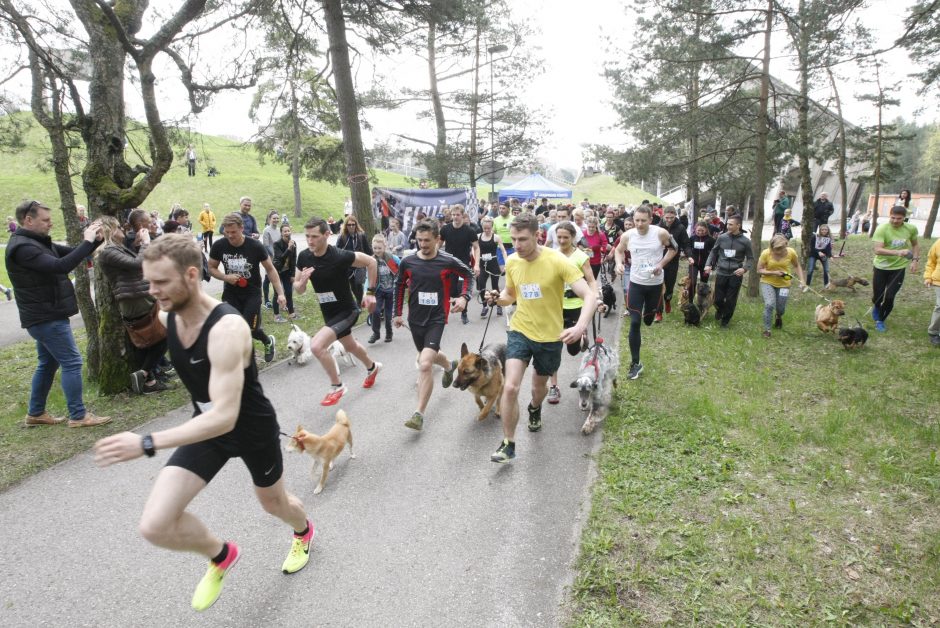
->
xmin=294 ymin=217 xmax=381 ymax=406
xmin=208 ymin=213 xmax=284 ymax=362
xmin=703 ymin=214 xmax=753 ymax=328
xmin=484 ymin=213 xmax=596 ymax=463
xmin=614 ymin=205 xmax=677 ymax=380
xmin=439 ymin=204 xmax=480 ymax=324
xmin=871 ymin=205 xmax=920 ymax=332
xmin=93 ymin=234 xmax=313 ymax=612
xmin=394 ymin=219 xmax=472 ymax=431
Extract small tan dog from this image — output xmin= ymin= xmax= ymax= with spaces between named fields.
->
xmin=285 ymin=410 xmax=354 ymax=494
xmin=815 ymin=299 xmax=846 ymax=333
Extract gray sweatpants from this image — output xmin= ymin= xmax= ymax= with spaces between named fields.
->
xmin=760 ymin=282 xmax=790 ymax=330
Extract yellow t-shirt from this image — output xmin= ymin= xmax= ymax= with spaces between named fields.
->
xmin=506 ymin=247 xmax=585 ymax=342
xmin=759 ymin=247 xmax=798 ymax=288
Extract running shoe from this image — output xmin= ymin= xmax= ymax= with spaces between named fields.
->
xmin=491 ymin=439 xmax=515 ymax=463
xmin=362 ymin=362 xmax=382 ymax=388
xmin=265 ymin=301 xmax=273 ymax=309
xmin=441 ymin=360 xmax=457 ymax=388
xmin=875 ymin=321 xmax=886 ymax=332
xmin=774 ymin=315 xmax=783 ymax=329
xmin=367 ymin=333 xmax=379 ymax=344
xmin=480 ymin=305 xmax=489 ymax=318
xmin=191 ymin=542 xmax=240 ymax=611
xmin=546 ymin=385 xmax=561 ymax=405
xmin=282 ymin=521 xmax=315 ymax=574
xmin=130 ymin=369 xmax=146 ymax=395
xmin=404 ymin=411 xmax=424 ymax=431
xmin=627 ymin=362 xmax=644 ymax=380
xmin=654 ymin=312 xmax=663 ymax=323
xmin=4 ymin=288 xmax=11 ymax=301
xmin=320 ymin=385 xmax=347 ymax=406
xmin=384 ymin=332 xmax=393 ymax=343
xmin=142 ymin=380 xmax=168 ymax=394
xmin=665 ymin=301 xmax=672 ymax=314
xmin=264 ymin=335 xmax=276 ymax=362
xmin=527 ymin=403 xmax=542 ymax=432
xmin=762 ymin=330 xmax=771 ymax=338
xmin=274 ymin=315 xmax=287 ymax=323
xmin=288 ymin=313 xmax=300 ymax=320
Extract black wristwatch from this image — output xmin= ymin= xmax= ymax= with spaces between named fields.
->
xmin=141 ymin=434 xmax=156 ymax=458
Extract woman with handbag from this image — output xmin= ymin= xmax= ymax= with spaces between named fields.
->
xmin=96 ymin=216 xmax=169 ymax=394
xmin=336 ymin=214 xmax=373 ymax=304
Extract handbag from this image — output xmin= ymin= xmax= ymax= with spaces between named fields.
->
xmin=124 ymin=303 xmax=166 ymax=349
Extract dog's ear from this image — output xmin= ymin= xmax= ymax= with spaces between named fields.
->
xmin=569 ymin=381 xmax=578 ymax=388
xmin=296 ymin=424 xmax=303 ymax=431
xmin=460 ymin=342 xmax=469 ymax=357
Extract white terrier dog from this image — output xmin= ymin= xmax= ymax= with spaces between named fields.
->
xmin=286 ymin=325 xmax=313 ymax=365
xmin=329 ymin=340 xmax=356 ymax=370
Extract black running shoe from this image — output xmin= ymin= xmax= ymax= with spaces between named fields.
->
xmin=264 ymin=335 xmax=276 ymax=362
xmin=490 ymin=439 xmax=515 ymax=463
xmin=628 ymin=362 xmax=644 ymax=380
xmin=527 ymin=403 xmax=542 ymax=432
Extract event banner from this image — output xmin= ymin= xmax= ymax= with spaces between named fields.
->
xmin=372 ymin=187 xmax=473 ymax=234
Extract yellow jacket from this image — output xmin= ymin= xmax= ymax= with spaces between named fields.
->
xmin=925 ymin=239 xmax=940 ymax=286
xmin=199 ymin=209 xmax=216 ymax=232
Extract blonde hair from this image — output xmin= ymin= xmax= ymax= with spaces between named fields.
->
xmin=770 ymin=234 xmax=788 ymax=250
xmin=371 ymin=233 xmax=387 ymax=246
xmin=96 ymin=215 xmax=122 ymax=257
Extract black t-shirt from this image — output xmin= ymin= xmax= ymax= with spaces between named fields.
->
xmin=296 ymin=245 xmax=359 ymax=318
xmin=439 ymin=223 xmax=478 ymax=264
xmin=210 ymin=236 xmax=269 ymax=298
xmin=395 ymin=251 xmax=472 ymax=325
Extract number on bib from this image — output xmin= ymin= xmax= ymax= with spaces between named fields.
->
xmin=723 ymin=248 xmax=735 ymax=258
xmin=693 ymin=241 xmax=705 ymax=249
xmin=520 ymin=283 xmax=542 ymax=299
xmin=779 ymin=288 xmax=790 ymax=297
xmin=418 ymin=291 xmax=439 ymax=306
xmin=317 ymin=291 xmax=337 ymax=303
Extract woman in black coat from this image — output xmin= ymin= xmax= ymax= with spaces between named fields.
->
xmin=336 ymin=215 xmax=373 ymax=304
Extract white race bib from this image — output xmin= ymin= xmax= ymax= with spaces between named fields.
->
xmin=418 ymin=291 xmax=439 ymax=306
xmin=481 ymin=253 xmax=493 ymax=261
xmin=779 ymin=288 xmax=790 ymax=297
xmin=317 ymin=291 xmax=337 ymax=304
xmin=891 ymin=239 xmax=907 ymax=248
xmin=694 ymin=241 xmax=705 ymax=249
xmin=520 ymin=283 xmax=543 ymax=299
xmin=724 ymin=248 xmax=736 ymax=258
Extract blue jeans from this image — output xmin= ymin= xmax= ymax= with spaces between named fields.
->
xmin=26 ymin=319 xmax=86 ymax=419
xmin=806 ymin=256 xmax=830 ymax=286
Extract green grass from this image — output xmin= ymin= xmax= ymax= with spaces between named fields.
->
xmin=0 ymin=278 xmax=335 ymax=491
xmin=569 ymin=235 xmax=940 ymax=625
xmin=571 ymin=174 xmax=661 ymax=206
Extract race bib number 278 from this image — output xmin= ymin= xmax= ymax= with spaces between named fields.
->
xmin=520 ymin=283 xmax=543 ymax=299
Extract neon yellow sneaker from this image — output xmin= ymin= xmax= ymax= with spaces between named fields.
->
xmin=191 ymin=543 xmax=240 ymax=611
xmin=282 ymin=520 xmax=315 ymax=574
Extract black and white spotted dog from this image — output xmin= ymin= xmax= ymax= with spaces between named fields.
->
xmin=570 ymin=338 xmax=619 ymax=435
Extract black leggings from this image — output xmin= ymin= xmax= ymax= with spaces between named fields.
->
xmin=202 ymin=231 xmax=213 ymax=251
xmin=477 ymin=261 xmax=501 ymax=293
xmin=659 ymin=259 xmax=680 ymax=313
xmin=563 ymin=307 xmax=582 ymax=356
xmin=627 ymin=282 xmax=662 ymax=364
xmin=872 ymin=267 xmax=905 ymax=321
xmin=272 ymin=271 xmax=294 ymax=315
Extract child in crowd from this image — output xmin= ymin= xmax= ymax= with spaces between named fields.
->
xmin=804 ymin=223 xmax=833 ymax=290
xmin=368 ymin=234 xmax=400 ymax=344
xmin=779 ymin=209 xmax=800 ymax=241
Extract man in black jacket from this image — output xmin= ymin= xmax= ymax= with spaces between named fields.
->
xmin=6 ymin=200 xmax=111 ymax=428
xmin=813 ymin=193 xmax=835 ymax=226
xmin=657 ymin=206 xmax=692 ymax=320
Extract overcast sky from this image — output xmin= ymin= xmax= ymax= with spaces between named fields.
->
xmin=47 ymin=0 xmax=939 ymax=170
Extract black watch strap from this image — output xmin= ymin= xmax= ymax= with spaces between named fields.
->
xmin=141 ymin=434 xmax=156 ymax=458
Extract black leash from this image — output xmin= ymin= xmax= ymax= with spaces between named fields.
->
xmin=865 ymin=270 xmax=905 ymax=318
xmin=478 ymin=297 xmax=496 ymax=352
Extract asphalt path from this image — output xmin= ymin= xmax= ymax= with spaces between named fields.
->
xmin=0 ymin=289 xmax=622 ymax=627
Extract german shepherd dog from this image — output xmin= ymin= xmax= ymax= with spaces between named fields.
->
xmin=827 ymin=275 xmax=870 ymax=292
xmin=695 ymin=280 xmax=712 ymax=318
xmin=453 ymin=342 xmax=506 ymax=421
xmin=570 ymin=339 xmax=619 ymax=435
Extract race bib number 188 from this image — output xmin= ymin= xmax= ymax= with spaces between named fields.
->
xmin=520 ymin=283 xmax=542 ymax=299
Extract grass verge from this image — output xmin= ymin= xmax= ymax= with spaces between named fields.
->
xmin=0 ymin=289 xmax=329 ymax=491
xmin=569 ymin=235 xmax=940 ymax=625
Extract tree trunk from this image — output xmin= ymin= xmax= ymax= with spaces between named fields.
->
xmin=796 ymin=0 xmax=816 ymax=258
xmin=748 ymin=0 xmax=773 ymax=297
xmin=427 ymin=20 xmax=448 ymax=188
xmin=467 ymin=21 xmax=481 ymax=189
xmin=870 ymin=67 xmax=884 ymax=238
xmin=687 ymin=15 xmax=702 ymax=213
xmin=827 ymin=66 xmax=849 ymax=240
xmin=322 ymin=0 xmax=375 ymax=237
xmin=290 ymin=80 xmax=303 ymax=217
xmin=924 ymin=172 xmax=939 ymax=238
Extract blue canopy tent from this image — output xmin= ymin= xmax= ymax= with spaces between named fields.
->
xmin=497 ymin=173 xmax=573 ymax=202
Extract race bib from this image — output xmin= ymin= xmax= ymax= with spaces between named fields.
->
xmin=481 ymin=253 xmax=493 ymax=261
xmin=694 ymin=241 xmax=705 ymax=249
xmin=418 ymin=291 xmax=439 ymax=306
xmin=724 ymin=248 xmax=736 ymax=258
xmin=520 ymin=283 xmax=543 ymax=299
xmin=891 ymin=239 xmax=907 ymax=248
xmin=317 ymin=291 xmax=337 ymax=304
xmin=779 ymin=288 xmax=790 ymax=297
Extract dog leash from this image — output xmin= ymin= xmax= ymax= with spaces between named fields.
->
xmin=864 ymin=270 xmax=905 ymax=318
xmin=477 ymin=296 xmax=496 ymax=352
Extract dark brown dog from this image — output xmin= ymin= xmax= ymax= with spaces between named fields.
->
xmin=815 ymin=299 xmax=846 ymax=333
xmin=827 ymin=275 xmax=870 ymax=292
xmin=453 ymin=342 xmax=506 ymax=421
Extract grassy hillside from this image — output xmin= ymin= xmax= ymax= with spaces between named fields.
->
xmin=572 ymin=173 xmax=661 ymax=206
xmin=0 ymin=116 xmax=413 ymax=242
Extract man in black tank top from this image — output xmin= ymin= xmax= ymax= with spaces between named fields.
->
xmin=94 ymin=235 xmax=313 ymax=612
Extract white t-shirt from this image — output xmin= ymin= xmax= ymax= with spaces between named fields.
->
xmin=626 ymin=226 xmax=666 ymax=286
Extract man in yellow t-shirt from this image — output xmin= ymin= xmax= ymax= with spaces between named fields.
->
xmin=483 ymin=213 xmax=597 ymax=463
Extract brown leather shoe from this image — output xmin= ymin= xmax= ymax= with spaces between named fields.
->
xmin=67 ymin=413 xmax=112 ymax=428
xmin=24 ymin=412 xmax=66 ymax=426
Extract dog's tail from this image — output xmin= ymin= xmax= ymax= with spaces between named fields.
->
xmin=335 ymin=409 xmax=350 ymax=426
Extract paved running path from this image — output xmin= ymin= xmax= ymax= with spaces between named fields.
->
xmin=0 ymin=295 xmax=621 ymax=627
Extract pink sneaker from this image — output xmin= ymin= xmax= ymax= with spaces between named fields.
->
xmin=362 ymin=362 xmax=382 ymax=388
xmin=320 ymin=385 xmax=347 ymax=406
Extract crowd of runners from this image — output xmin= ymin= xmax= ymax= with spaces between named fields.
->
xmin=5 ymin=191 xmax=938 ymax=612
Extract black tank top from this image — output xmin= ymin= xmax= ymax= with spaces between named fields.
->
xmin=167 ymin=303 xmax=278 ymax=445
xmin=479 ymin=234 xmax=498 ymax=258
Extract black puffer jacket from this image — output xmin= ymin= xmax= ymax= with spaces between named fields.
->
xmin=97 ymin=243 xmax=151 ymax=301
xmin=5 ymin=228 xmax=99 ymax=328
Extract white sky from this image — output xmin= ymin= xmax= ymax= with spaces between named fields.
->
xmin=6 ymin=0 xmax=933 ymax=171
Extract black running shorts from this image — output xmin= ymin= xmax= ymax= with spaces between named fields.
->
xmin=225 ymin=291 xmax=263 ymax=331
xmin=325 ymin=308 xmax=360 ymax=340
xmin=409 ymin=321 xmax=446 ymax=352
xmin=166 ymin=432 xmax=283 ymax=488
